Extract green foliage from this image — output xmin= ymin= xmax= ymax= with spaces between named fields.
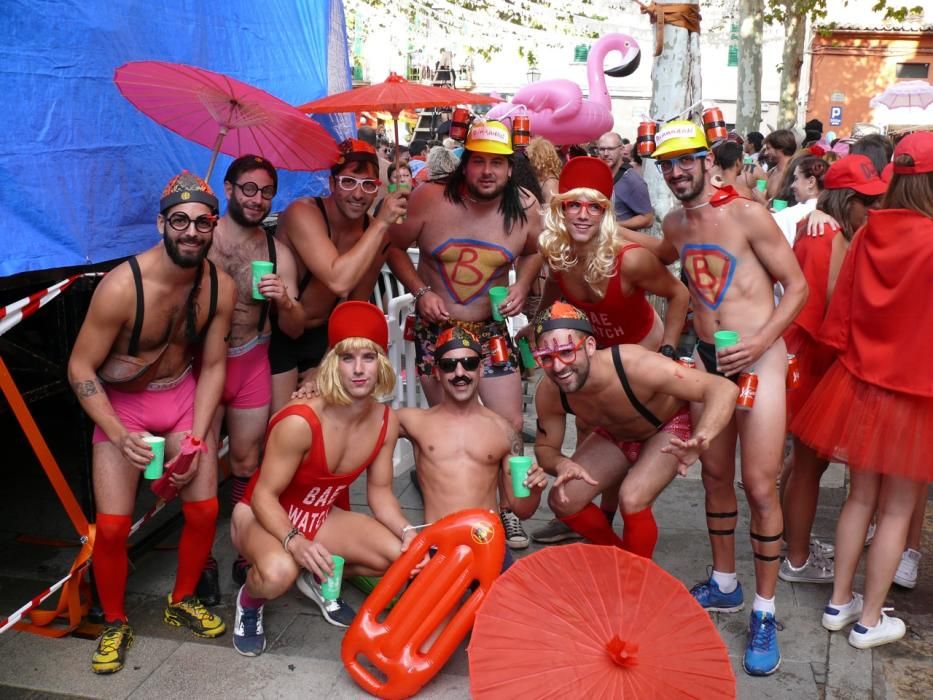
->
xmin=764 ymin=0 xmax=922 ymax=25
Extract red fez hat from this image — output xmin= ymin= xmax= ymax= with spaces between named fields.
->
xmin=328 ymin=301 xmax=388 ymax=352
xmin=558 ymin=156 xmax=613 ymax=199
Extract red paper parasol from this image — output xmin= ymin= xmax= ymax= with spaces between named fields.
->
xmin=114 ymin=61 xmax=339 ymax=180
xmin=469 ymin=544 xmax=736 ymax=699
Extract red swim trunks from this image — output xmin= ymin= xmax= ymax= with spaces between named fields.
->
xmin=593 ymin=405 xmax=692 ymax=464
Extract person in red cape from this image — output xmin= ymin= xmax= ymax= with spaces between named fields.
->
xmin=793 ymin=131 xmax=933 ymax=649
xmin=779 ymin=155 xmax=886 ymax=587
xmin=229 ymin=302 xmax=421 ymax=656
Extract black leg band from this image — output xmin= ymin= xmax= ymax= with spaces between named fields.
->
xmin=706 ymin=511 xmax=739 ymax=518
xmin=754 ymin=553 xmax=782 ymax=562
xmin=750 ymin=531 xmax=784 ymax=543
xmin=708 ymin=528 xmax=735 ymax=536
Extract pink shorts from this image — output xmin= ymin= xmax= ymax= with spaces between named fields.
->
xmin=594 ymin=405 xmax=693 ymax=464
xmin=222 ymin=335 xmax=272 ymax=410
xmin=92 ymin=368 xmax=196 ymax=444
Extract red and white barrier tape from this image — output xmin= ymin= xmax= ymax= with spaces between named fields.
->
xmin=0 ymin=558 xmax=92 ymax=634
xmin=0 ymin=273 xmax=102 ymax=338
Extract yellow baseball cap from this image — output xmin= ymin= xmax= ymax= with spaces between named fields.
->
xmin=652 ymin=120 xmax=709 ymax=159
xmin=465 ymin=120 xmax=513 ymax=155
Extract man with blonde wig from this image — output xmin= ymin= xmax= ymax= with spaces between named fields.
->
xmin=229 ymin=302 xmax=421 ymax=656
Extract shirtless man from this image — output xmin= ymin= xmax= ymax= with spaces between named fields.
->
xmin=652 ymin=120 xmax=807 ymax=676
xmin=533 ymin=302 xmax=737 ymax=560
xmin=269 ymin=138 xmax=409 ymax=410
xmin=68 ymin=171 xmax=235 ymax=674
xmin=387 ymin=119 xmax=543 ymax=548
xmin=230 ymin=302 xmax=420 ymax=656
xmin=398 ymin=327 xmax=548 ymax=571
xmin=762 ymin=129 xmax=797 ymax=201
xmin=203 ymin=155 xmax=305 ymax=595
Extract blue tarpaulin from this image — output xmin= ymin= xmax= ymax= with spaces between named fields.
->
xmin=0 ymin=0 xmax=353 ymax=279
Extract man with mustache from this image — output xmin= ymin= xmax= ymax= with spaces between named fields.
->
xmin=653 ymin=121 xmax=807 ymax=676
xmin=397 ymin=327 xmax=548 ymax=571
xmin=200 ymin=155 xmax=305 ymax=597
xmin=68 ymin=171 xmax=236 ymax=674
xmin=387 ymin=120 xmax=543 ymax=549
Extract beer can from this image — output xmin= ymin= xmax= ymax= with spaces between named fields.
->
xmin=786 ymin=354 xmax=800 ymax=390
xmin=450 ymin=108 xmax=470 ymax=142
xmin=403 ymin=313 xmax=417 ymax=342
xmin=512 ymin=115 xmax=531 ymax=148
xmin=489 ymin=335 xmax=510 ymax=366
xmin=736 ymin=371 xmax=758 ymax=410
xmin=636 ymin=120 xmax=657 ymax=157
xmin=702 ymin=107 xmax=728 ymax=144
xmin=678 ymin=356 xmax=696 ymax=369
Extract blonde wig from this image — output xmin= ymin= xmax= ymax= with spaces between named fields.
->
xmin=539 ymin=187 xmax=621 ymax=285
xmin=316 ymin=337 xmax=396 ymax=406
xmin=527 ymin=137 xmax=562 ymax=182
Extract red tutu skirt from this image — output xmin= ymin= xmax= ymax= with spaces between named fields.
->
xmin=791 ymin=360 xmax=933 ymax=481
xmin=785 ymin=327 xmax=836 ymax=422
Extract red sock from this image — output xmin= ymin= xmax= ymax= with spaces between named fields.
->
xmin=92 ymin=514 xmax=131 ymax=623
xmin=172 ymin=498 xmax=218 ymax=603
xmin=559 ymin=504 xmax=624 ymax=547
xmin=621 ymin=507 xmax=658 ymax=559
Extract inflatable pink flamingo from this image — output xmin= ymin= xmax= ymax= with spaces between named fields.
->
xmin=486 ymin=33 xmax=641 ymax=145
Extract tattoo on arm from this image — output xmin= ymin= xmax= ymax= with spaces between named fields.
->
xmin=536 ymin=419 xmax=547 ymax=436
xmin=508 ymin=427 xmax=523 ymax=456
xmin=72 ymin=379 xmax=101 ymax=399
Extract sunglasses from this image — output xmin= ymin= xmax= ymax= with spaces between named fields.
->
xmin=335 ymin=175 xmax=381 ymax=194
xmin=562 ymin=200 xmax=606 ymax=216
xmin=436 ymin=356 xmax=482 ymax=373
xmin=234 ymin=181 xmax=276 ymax=200
xmin=532 ymin=335 xmax=587 ymax=368
xmin=655 ymin=151 xmax=709 ymax=175
xmin=166 ymin=212 xmax=218 ymax=233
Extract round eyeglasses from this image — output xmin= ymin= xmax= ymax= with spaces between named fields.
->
xmin=166 ymin=212 xmax=218 ymax=233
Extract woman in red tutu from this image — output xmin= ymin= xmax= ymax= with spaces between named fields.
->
xmin=779 ymin=156 xmax=886 ymax=586
xmin=792 ymin=132 xmax=933 ymax=649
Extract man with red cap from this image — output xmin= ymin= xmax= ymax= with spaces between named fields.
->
xmin=230 ymin=302 xmax=421 ymax=656
xmin=398 ymin=326 xmax=549 ymax=572
xmin=270 ymin=138 xmax=410 ymax=410
xmin=533 ymin=302 xmax=738 ymax=562
xmin=387 ymin=120 xmax=543 ymax=548
xmin=68 ymin=171 xmax=236 ymax=674
xmin=530 ymin=155 xmax=689 ymax=545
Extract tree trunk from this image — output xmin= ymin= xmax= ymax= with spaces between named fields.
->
xmin=778 ymin=7 xmax=806 ymax=128
xmin=735 ymin=0 xmax=763 ymax=135
xmin=646 ymin=0 xmax=703 ymax=229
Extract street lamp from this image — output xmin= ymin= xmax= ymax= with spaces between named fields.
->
xmin=527 ymin=67 xmax=541 ymax=83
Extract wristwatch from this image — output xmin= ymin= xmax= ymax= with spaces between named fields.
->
xmin=659 ymin=344 xmax=676 ymax=359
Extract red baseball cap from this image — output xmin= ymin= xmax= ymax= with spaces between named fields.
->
xmin=892 ymin=131 xmax=933 ymax=175
xmin=559 ymin=156 xmax=613 ymax=199
xmin=328 ymin=301 xmax=388 ymax=351
xmin=823 ymin=155 xmax=887 ymax=196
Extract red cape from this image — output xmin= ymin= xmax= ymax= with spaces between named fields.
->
xmin=820 ymin=209 xmax=933 ymax=397
xmin=791 ymin=216 xmax=838 ymax=340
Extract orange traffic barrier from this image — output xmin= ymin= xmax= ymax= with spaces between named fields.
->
xmin=342 ymin=508 xmax=505 ymax=699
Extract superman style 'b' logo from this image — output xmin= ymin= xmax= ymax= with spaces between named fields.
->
xmin=682 ymin=244 xmax=737 ymax=310
xmin=432 ymin=238 xmax=514 ymax=305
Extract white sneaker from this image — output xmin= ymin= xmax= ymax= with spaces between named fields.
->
xmin=864 ymin=522 xmax=876 ymax=547
xmin=848 ymin=611 xmax=906 ymax=649
xmin=811 ymin=536 xmax=835 ymax=560
xmin=779 ymin=552 xmax=834 ymax=583
xmin=893 ymin=549 xmax=921 ymax=589
xmin=821 ymin=592 xmax=864 ymax=631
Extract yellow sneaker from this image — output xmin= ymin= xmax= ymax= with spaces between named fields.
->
xmin=91 ymin=622 xmax=134 ymax=674
xmin=163 ymin=595 xmax=226 ymax=638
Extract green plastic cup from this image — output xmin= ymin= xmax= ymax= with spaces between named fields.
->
xmin=713 ymin=330 xmax=740 ymax=352
xmin=756 ymin=179 xmax=767 ymax=192
xmin=251 ymin=260 xmax=274 ymax=301
xmin=142 ymin=436 xmax=166 ymax=480
xmin=518 ymin=337 xmax=536 ymax=369
xmin=772 ymin=199 xmax=788 ymax=212
xmin=489 ymin=286 xmax=508 ymax=321
xmin=509 ymin=456 xmax=532 ymax=498
xmin=321 ymin=554 xmax=345 ymax=601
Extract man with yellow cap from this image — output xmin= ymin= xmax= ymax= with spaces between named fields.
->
xmin=651 ymin=120 xmax=808 ymax=676
xmin=387 ymin=119 xmax=544 ymax=548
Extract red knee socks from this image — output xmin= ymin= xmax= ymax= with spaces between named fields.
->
xmin=172 ymin=498 xmax=218 ymax=603
xmin=93 ymin=513 xmax=132 ymax=623
xmin=559 ymin=504 xmax=624 ymax=548
xmin=621 ymin=507 xmax=658 ymax=559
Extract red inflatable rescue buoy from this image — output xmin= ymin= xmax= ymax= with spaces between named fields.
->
xmin=341 ymin=508 xmax=505 ymax=699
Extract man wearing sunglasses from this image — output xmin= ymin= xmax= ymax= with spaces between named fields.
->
xmin=195 ymin=155 xmax=306 ymax=600
xmin=271 ymin=138 xmax=410 ymax=411
xmin=533 ymin=302 xmax=737 ymax=563
xmin=397 ymin=327 xmax=548 ymax=570
xmin=652 ymin=120 xmax=807 ymax=676
xmin=68 ymin=171 xmax=236 ymax=674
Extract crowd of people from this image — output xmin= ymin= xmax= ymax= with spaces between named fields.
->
xmin=68 ymin=113 xmax=930 ymax=681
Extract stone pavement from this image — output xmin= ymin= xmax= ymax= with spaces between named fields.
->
xmin=0 ymin=411 xmax=929 ymax=699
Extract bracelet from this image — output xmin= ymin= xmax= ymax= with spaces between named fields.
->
xmin=401 ymin=524 xmax=415 ymax=537
xmin=659 ymin=344 xmax=676 ymax=359
xmin=413 ymin=285 xmax=431 ymax=302
xmin=282 ymin=527 xmax=303 ymax=552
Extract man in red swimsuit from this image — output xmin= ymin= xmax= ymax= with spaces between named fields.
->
xmin=229 ymin=302 xmax=420 ymax=656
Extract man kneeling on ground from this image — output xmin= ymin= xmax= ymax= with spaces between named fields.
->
xmin=230 ymin=302 xmax=421 ymax=656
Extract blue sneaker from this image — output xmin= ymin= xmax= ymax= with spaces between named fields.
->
xmin=689 ymin=575 xmax=744 ymax=612
xmin=233 ymin=585 xmax=266 ymax=657
xmin=743 ymin=610 xmax=783 ymax=676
